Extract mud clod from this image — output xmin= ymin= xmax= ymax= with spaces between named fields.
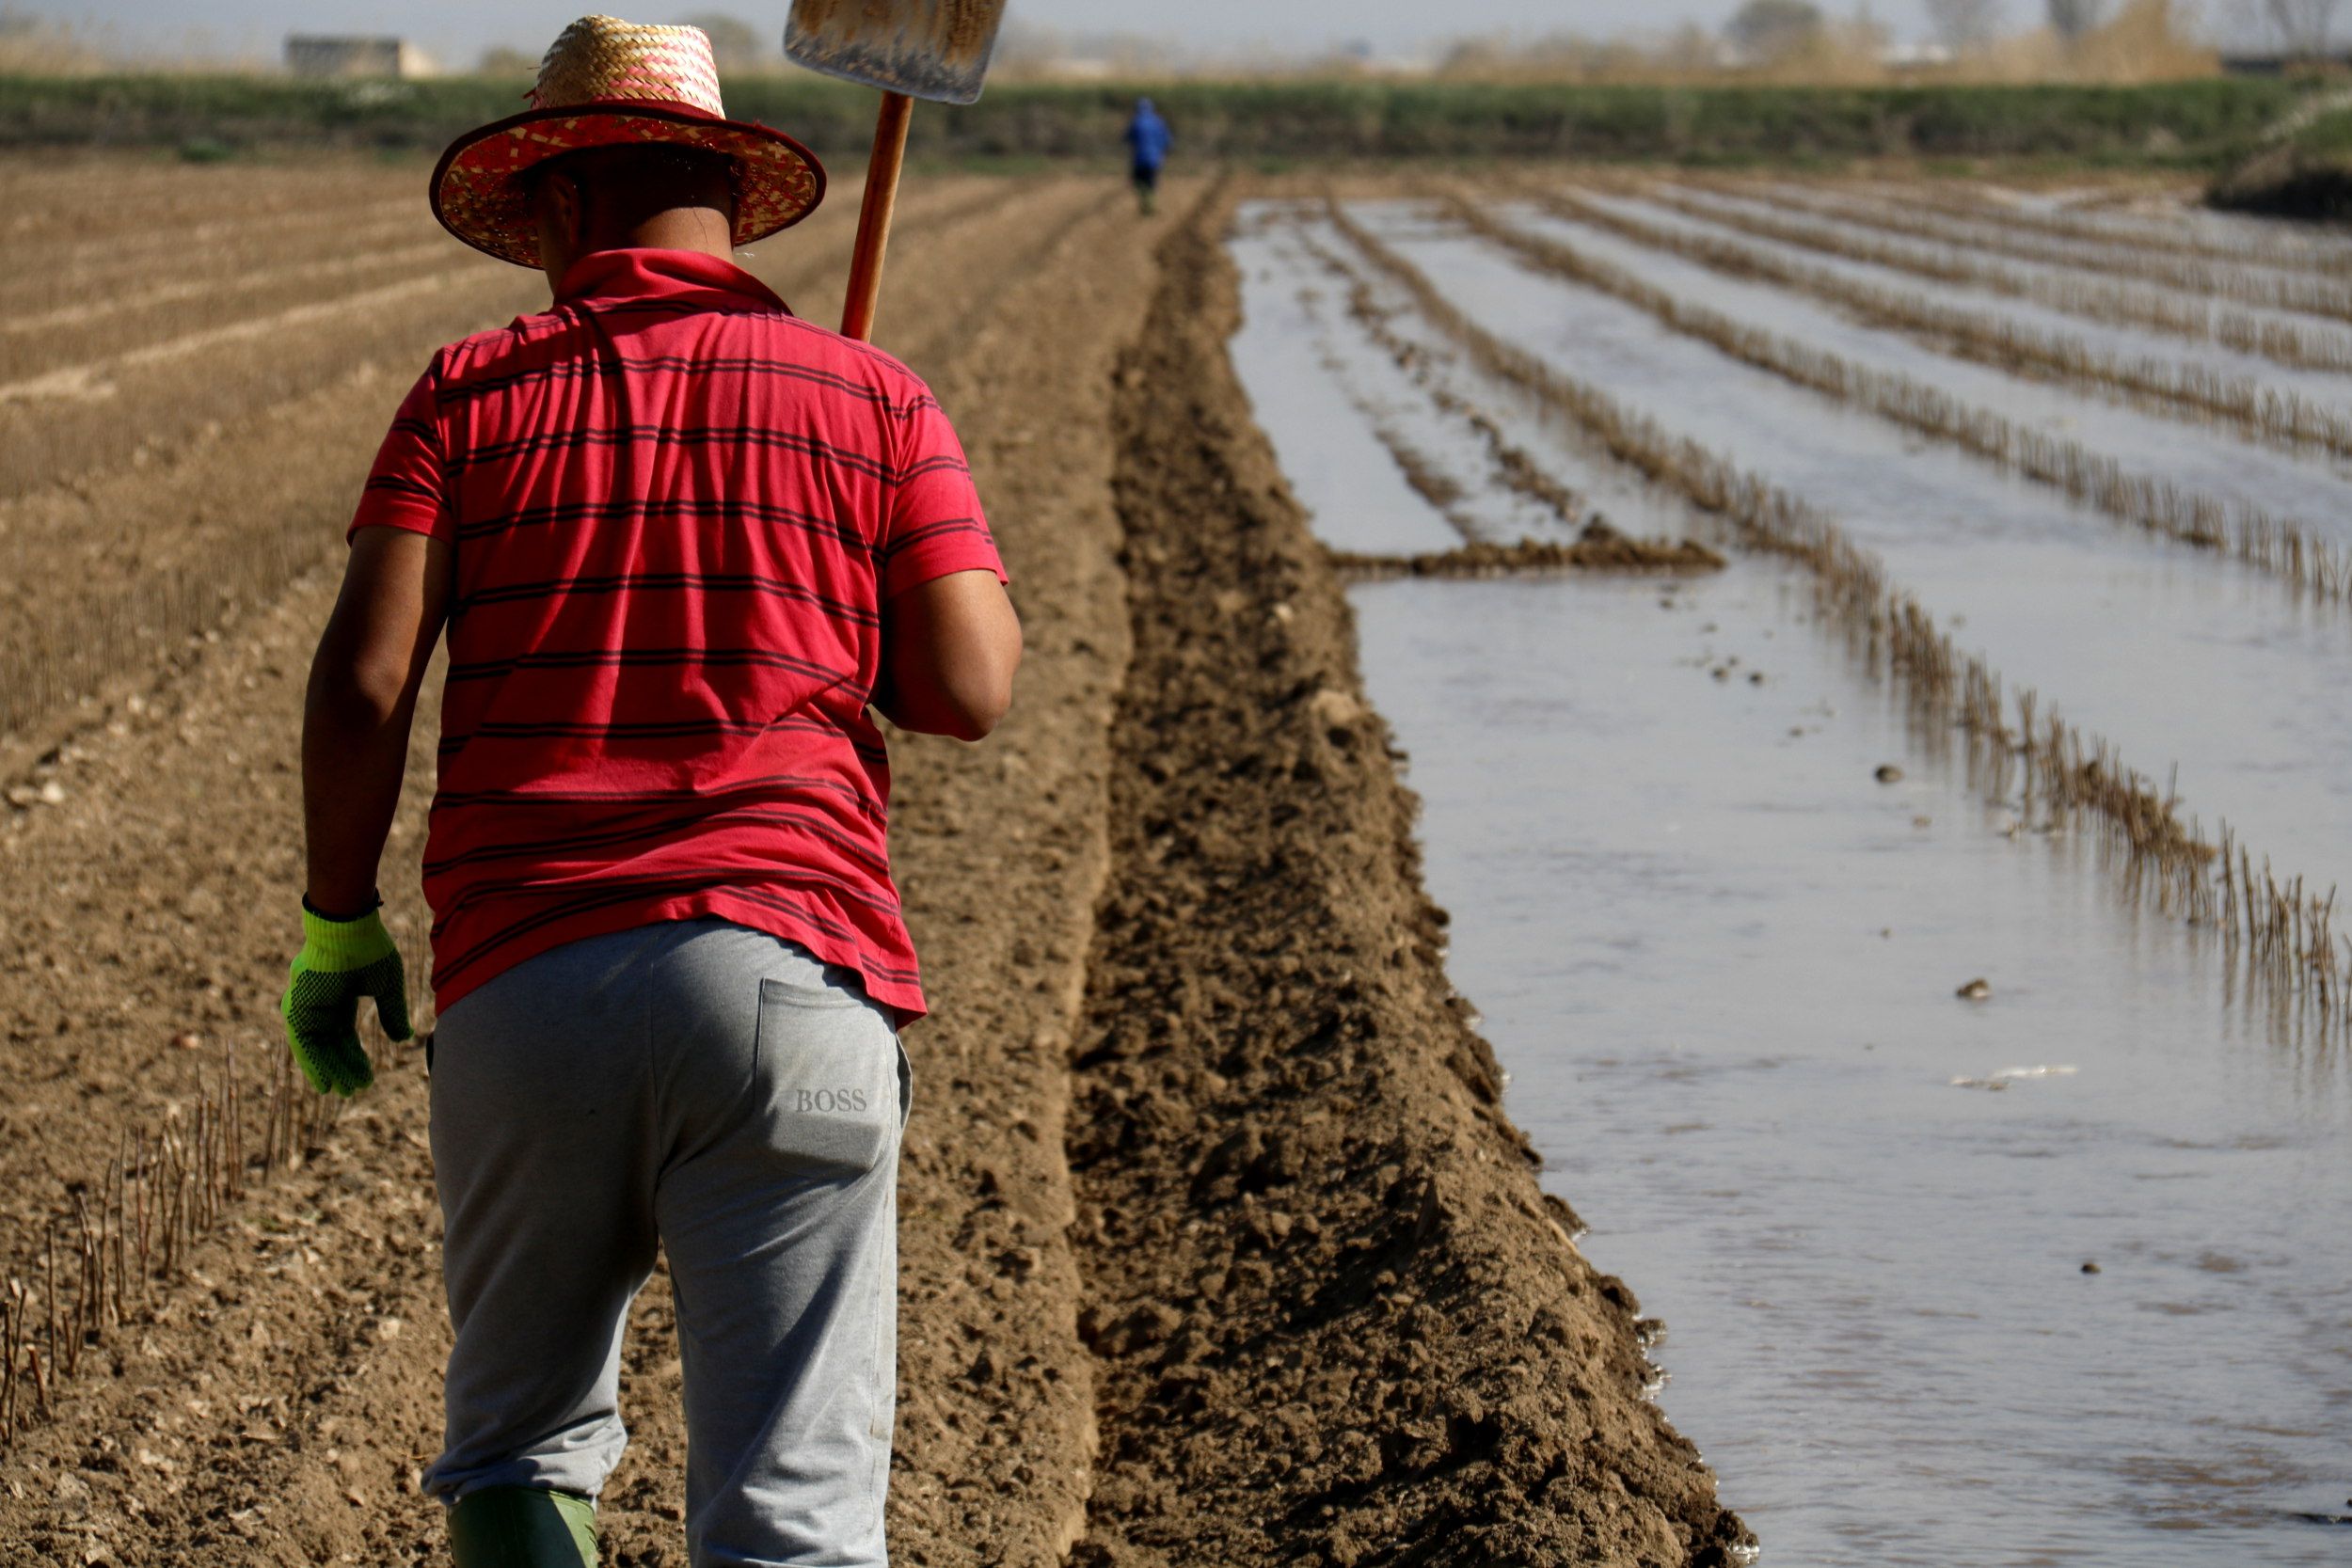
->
xmin=1328 ymin=522 xmax=1725 ymax=581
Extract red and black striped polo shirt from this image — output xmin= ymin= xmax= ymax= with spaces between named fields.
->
xmin=350 ymin=246 xmax=1005 ymax=1019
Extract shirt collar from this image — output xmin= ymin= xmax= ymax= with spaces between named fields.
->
xmin=552 ymin=247 xmax=792 ymax=315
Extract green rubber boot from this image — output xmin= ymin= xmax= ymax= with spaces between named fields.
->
xmin=447 ymin=1486 xmax=598 ymax=1568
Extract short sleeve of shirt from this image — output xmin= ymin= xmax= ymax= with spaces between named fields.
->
xmin=881 ymin=388 xmax=1006 ymax=601
xmin=349 ymin=359 xmax=452 ymax=543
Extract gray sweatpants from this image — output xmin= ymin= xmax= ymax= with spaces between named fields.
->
xmin=421 ymin=919 xmax=910 ymax=1567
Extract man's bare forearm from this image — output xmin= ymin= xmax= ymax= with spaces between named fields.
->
xmin=301 ymin=659 xmax=421 ymax=915
xmin=870 ymin=675 xmax=1004 ymax=741
xmin=299 ymin=528 xmax=450 ymax=915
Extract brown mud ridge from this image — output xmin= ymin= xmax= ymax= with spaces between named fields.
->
xmin=1062 ymin=191 xmax=1748 ymax=1566
xmin=0 ymin=160 xmax=1742 ymax=1567
xmin=1331 ymin=522 xmax=1728 ymax=581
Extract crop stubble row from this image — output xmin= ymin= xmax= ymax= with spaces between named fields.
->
xmin=1284 ymin=228 xmax=1720 ymax=575
xmin=1289 ymin=294 xmax=1546 ymax=548
xmin=1299 ymin=257 xmax=1620 ymax=548
xmin=1754 ymin=181 xmax=2352 ymax=325
xmin=1867 ymin=181 xmax=2352 ymax=278
xmin=1318 ymin=197 xmax=2352 ymax=1033
xmin=1445 ymin=194 xmax=2352 ymax=610
xmin=0 ymin=1038 xmax=371 ymax=1449
xmin=1532 ymin=184 xmax=2352 ymax=464
xmin=1652 ymin=182 xmax=2352 ymax=373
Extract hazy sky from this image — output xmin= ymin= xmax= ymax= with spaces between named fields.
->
xmin=40 ymin=0 xmax=1982 ymax=68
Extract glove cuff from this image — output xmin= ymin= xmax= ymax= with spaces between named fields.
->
xmin=298 ymin=903 xmax=398 ymax=973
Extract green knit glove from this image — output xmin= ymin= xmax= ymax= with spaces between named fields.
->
xmin=280 ymin=897 xmax=411 ymax=1098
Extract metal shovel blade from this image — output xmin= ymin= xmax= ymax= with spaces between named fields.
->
xmin=783 ymin=0 xmax=1009 ymax=105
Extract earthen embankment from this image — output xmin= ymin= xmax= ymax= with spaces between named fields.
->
xmin=1059 ymin=187 xmax=1750 ymax=1567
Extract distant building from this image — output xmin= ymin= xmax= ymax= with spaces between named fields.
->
xmin=1880 ymin=40 xmax=1956 ymax=71
xmin=284 ymin=35 xmax=437 ymax=79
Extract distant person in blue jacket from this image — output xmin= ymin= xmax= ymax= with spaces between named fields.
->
xmin=1123 ymin=97 xmax=1170 ymax=215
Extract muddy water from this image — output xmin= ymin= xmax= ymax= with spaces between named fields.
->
xmin=1581 ymin=186 xmax=2352 ymax=412
xmin=1229 ymin=208 xmax=2352 ymax=1565
xmin=1499 ymin=201 xmax=2352 ymax=524
xmin=1354 ymin=203 xmax=2352 ymax=903
xmin=1350 ymin=569 xmax=2352 ymax=1567
xmin=1946 ymin=183 xmax=2352 ymax=263
xmin=1229 ymin=216 xmax=1570 ymax=547
xmin=1224 ymin=223 xmax=1461 ymax=555
xmin=1738 ymin=183 xmax=2352 ymax=362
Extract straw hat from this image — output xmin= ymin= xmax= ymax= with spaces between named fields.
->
xmin=432 ymin=15 xmax=825 ymax=268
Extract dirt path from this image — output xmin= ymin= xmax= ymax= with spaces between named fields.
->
xmin=0 ymin=168 xmax=1181 ymax=1568
xmin=605 ymin=174 xmax=1168 ymax=1568
xmin=0 ymin=160 xmax=1739 ymax=1567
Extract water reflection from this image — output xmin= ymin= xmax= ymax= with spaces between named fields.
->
xmin=1227 ymin=209 xmax=2352 ymax=1563
xmin=1345 ymin=568 xmax=2350 ymax=1565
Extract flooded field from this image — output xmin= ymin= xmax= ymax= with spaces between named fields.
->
xmin=1231 ymin=182 xmax=2352 ymax=1563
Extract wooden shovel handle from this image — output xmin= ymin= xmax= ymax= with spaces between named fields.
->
xmin=839 ymin=90 xmax=913 ymax=343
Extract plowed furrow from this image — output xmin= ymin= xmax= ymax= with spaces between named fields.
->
xmin=0 ymin=165 xmax=1176 ymax=1568
xmin=0 ymin=159 xmax=417 ymax=255
xmin=0 ymin=232 xmax=454 ymax=375
xmin=0 ymin=172 xmax=1012 ymax=509
xmin=0 ymin=200 xmax=429 ymax=308
xmin=0 ymin=181 xmax=1038 ymax=756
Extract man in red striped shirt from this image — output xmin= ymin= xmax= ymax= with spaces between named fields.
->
xmin=278 ymin=18 xmax=1019 ymax=1566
